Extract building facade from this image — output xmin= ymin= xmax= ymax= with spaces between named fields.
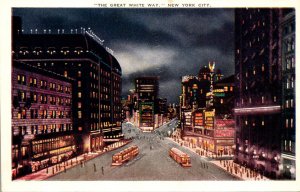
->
xmin=280 ymin=8 xmax=295 ymax=179
xmin=13 ymin=23 xmax=123 ymax=154
xmin=134 ymin=77 xmax=159 ymax=131
xmin=12 ymin=62 xmax=75 ymax=178
xmin=234 ymin=8 xmax=283 ymax=179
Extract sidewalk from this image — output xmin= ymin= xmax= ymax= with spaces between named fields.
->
xmin=15 ymin=140 xmax=132 ymax=181
xmin=167 ymin=136 xmax=270 ymax=181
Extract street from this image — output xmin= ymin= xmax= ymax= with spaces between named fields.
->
xmin=48 ymin=119 xmax=239 ymax=180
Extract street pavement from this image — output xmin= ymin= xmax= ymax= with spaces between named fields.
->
xmin=48 ymin=119 xmax=239 ymax=181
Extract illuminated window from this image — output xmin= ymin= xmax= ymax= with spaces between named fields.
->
xmin=261 ymin=120 xmax=264 ymax=126
xmin=286 ymin=119 xmax=289 ymax=128
xmin=224 ymin=87 xmax=228 ymax=92
xmin=18 ymin=74 xmax=26 ymax=85
xmin=291 ymin=118 xmax=294 ymax=128
xmin=245 ymin=120 xmax=248 ymax=125
xmin=291 ymin=57 xmax=295 ymax=68
xmin=78 ymin=127 xmax=82 ymax=131
xmin=291 ymin=99 xmax=294 ymax=108
xmin=286 ymin=100 xmax=289 ymax=108
xmin=262 ymin=64 xmax=265 ymax=72
xmin=78 ymin=102 xmax=82 ymax=108
xmin=78 ymin=111 xmax=82 ymax=119
xmin=273 ymin=96 xmax=277 ymax=102
xmin=78 ymin=71 xmax=81 ymax=77
xmin=286 ymin=79 xmax=290 ymax=89
xmin=78 ymin=92 xmax=82 ymax=98
xmin=21 ymin=147 xmax=27 ymax=157
xmin=78 ymin=81 xmax=81 ymax=88
xmin=64 ymin=71 xmax=68 ymax=77
xmin=220 ymin=99 xmax=223 ymax=104
xmin=291 ymin=77 xmax=294 ymax=88
xmin=230 ymin=86 xmax=233 ymax=92
xmin=261 ymin=96 xmax=265 ymax=104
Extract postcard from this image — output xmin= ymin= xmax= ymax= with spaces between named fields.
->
xmin=0 ymin=0 xmax=299 ymax=191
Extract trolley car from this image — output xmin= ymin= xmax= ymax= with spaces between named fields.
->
xmin=169 ymin=148 xmax=191 ymax=167
xmin=111 ymin=145 xmax=139 ymax=166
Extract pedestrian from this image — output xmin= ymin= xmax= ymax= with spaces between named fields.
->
xmin=94 ymin=163 xmax=97 ymax=172
xmin=101 ymin=166 xmax=104 ymax=175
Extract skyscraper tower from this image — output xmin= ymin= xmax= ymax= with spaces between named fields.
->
xmin=234 ymin=8 xmax=283 ymax=179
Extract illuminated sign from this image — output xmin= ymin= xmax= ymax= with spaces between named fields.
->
xmin=204 ymin=110 xmax=215 ymax=128
xmin=214 ymin=129 xmax=234 ymax=138
xmin=214 ymin=93 xmax=225 ymax=97
xmin=213 ymin=89 xmax=224 ymax=93
xmin=216 ymin=119 xmax=235 ymax=128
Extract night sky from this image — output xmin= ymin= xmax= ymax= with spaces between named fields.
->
xmin=13 ymin=8 xmax=235 ymax=104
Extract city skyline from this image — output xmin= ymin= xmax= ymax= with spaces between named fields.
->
xmin=13 ymin=8 xmax=235 ymax=104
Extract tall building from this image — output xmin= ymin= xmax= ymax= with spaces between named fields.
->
xmin=12 ymin=18 xmax=123 ymax=155
xmin=234 ymin=9 xmax=283 ymax=179
xmin=280 ymin=8 xmax=295 ymax=179
xmin=180 ymin=75 xmax=202 ymax=110
xmin=135 ymin=77 xmax=159 ymax=103
xmin=213 ymin=75 xmax=235 ymax=118
xmin=12 ymin=62 xmax=75 ymax=178
xmin=134 ymin=77 xmax=159 ymax=131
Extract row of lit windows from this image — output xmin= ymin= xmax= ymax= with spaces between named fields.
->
xmin=90 ymin=71 xmax=98 ymax=80
xmin=32 ymin=136 xmax=74 ymax=155
xmin=16 ymin=109 xmax=71 ymax=119
xmin=283 ymin=140 xmax=294 ymax=153
xmin=13 ymin=124 xmax=73 ymax=137
xmin=285 ymin=99 xmax=294 ymax=109
xmin=285 ymin=57 xmax=295 ymax=70
xmin=90 ymin=123 xmax=99 ymax=130
xmin=17 ymin=90 xmax=71 ymax=105
xmin=244 ymin=119 xmax=265 ymax=127
xmin=286 ymin=77 xmax=295 ymax=89
xmin=91 ymin=113 xmax=99 ymax=119
xmin=223 ymin=86 xmax=234 ymax=92
xmin=101 ymin=113 xmax=110 ymax=118
xmin=285 ymin=118 xmax=294 ymax=128
xmin=285 ymin=39 xmax=295 ymax=52
xmin=17 ymin=74 xmax=71 ymax=93
xmin=239 ymin=96 xmax=277 ymax=106
xmin=17 ymin=47 xmax=84 ymax=56
xmin=100 ymin=69 xmax=111 ymax=78
xmin=100 ymin=93 xmax=109 ymax=100
xmin=90 ymin=82 xmax=98 ymax=89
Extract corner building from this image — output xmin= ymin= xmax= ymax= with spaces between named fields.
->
xmin=13 ymin=30 xmax=122 ymax=154
xmin=12 ymin=62 xmax=75 ymax=178
xmin=234 ymin=8 xmax=283 ymax=179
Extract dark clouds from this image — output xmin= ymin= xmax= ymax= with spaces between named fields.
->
xmin=13 ymin=8 xmax=234 ymax=104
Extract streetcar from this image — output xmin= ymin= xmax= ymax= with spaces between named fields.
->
xmin=169 ymin=147 xmax=191 ymax=167
xmin=111 ymin=145 xmax=139 ymax=166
